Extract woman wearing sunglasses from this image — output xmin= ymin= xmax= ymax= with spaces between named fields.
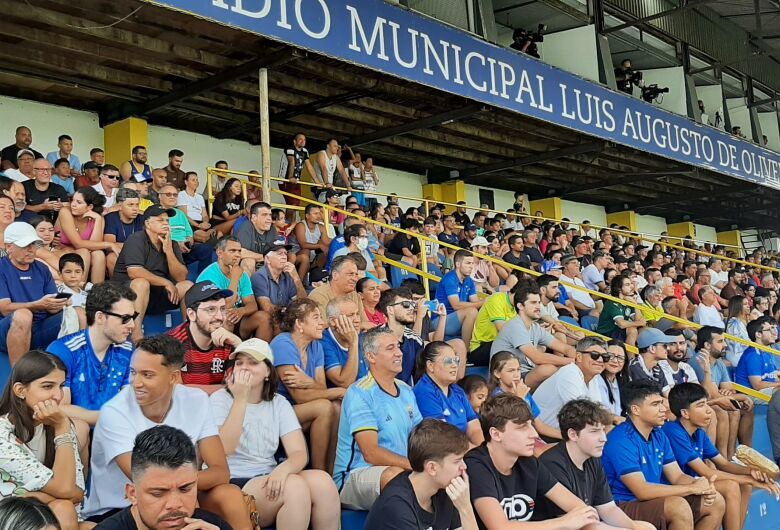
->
xmin=593 ymin=339 xmax=630 ymax=427
xmin=412 ymin=342 xmax=484 ymax=447
xmin=55 ymin=187 xmax=121 ymax=284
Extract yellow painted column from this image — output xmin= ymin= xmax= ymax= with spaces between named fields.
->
xmin=529 ymin=197 xmax=561 ymax=221
xmin=606 ymin=211 xmax=637 ymax=231
xmin=717 ymin=230 xmax=742 ymax=256
xmin=440 ymin=180 xmax=465 ymax=213
xmin=422 ymin=183 xmax=442 ymax=203
xmin=103 ymin=117 xmax=149 ymax=168
xmin=667 ymin=222 xmax=696 ymax=239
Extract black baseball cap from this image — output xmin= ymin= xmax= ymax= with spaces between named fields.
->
xmin=184 ymin=281 xmax=233 ymax=308
xmin=143 ymin=205 xmax=176 ymax=221
xmin=325 ymin=189 xmax=342 ymax=199
xmin=264 ymin=236 xmax=292 ymax=255
xmin=465 ymin=223 xmax=477 ymax=232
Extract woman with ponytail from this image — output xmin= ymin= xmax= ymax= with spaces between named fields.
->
xmin=412 ymin=341 xmax=483 ymax=446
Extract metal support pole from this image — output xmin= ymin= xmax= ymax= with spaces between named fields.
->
xmin=745 ymin=77 xmax=765 ymax=144
xmin=259 ymin=68 xmax=272 ymax=203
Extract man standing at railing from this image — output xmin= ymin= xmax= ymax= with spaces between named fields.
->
xmin=312 ymin=138 xmax=351 ymax=202
xmin=278 ymin=133 xmax=316 ymax=223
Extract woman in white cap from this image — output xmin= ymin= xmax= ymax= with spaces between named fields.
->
xmin=469 ymin=236 xmax=499 ymax=295
xmin=209 ymin=338 xmax=340 ymax=530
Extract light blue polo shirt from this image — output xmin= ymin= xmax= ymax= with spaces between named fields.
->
xmin=333 ymin=373 xmax=421 ymax=488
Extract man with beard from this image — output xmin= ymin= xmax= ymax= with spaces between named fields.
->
xmin=1 ymin=126 xmax=43 ymax=169
xmin=48 ymin=282 xmax=137 ymax=426
xmin=95 ymin=425 xmax=231 ymax=530
xmin=659 ymin=329 xmax=699 ymax=387
xmin=162 ymin=149 xmax=186 ymax=190
xmin=490 ymin=283 xmax=576 ymax=391
xmin=538 ymin=274 xmax=582 ymax=345
xmin=378 ymin=287 xmax=429 ymax=385
xmin=120 ymin=145 xmax=152 ymax=183
xmin=167 ymin=281 xmax=242 ymax=392
xmin=691 ymin=326 xmax=755 ymax=459
xmin=85 ymin=335 xmax=248 ymax=529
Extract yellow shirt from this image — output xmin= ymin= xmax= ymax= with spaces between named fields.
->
xmin=470 ymin=292 xmax=517 ymax=351
xmin=139 ymin=198 xmax=154 ymax=212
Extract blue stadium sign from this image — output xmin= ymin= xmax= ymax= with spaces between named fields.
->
xmin=149 ymin=0 xmax=780 ymax=189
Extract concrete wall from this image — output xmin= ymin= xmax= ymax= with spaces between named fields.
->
xmin=0 ymin=95 xmax=426 ymax=205
xmin=696 ymin=85 xmax=726 ymax=130
xmin=726 ymin=97 xmax=751 ymax=137
xmin=540 ymin=25 xmax=600 ymax=83
xmin=641 ymin=67 xmax=687 ymax=116
xmin=561 ymin=200 xmax=606 ymax=226
xmin=758 ymin=112 xmax=780 ymax=152
xmin=636 ymin=214 xmax=668 ymax=237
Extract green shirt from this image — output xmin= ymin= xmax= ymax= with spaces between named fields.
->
xmin=169 ymin=208 xmax=193 ymax=242
xmin=596 ymin=300 xmax=635 ymax=335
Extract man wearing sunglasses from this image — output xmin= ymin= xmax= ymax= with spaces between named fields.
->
xmin=48 ymin=282 xmax=137 ymax=426
xmin=532 ymin=336 xmax=612 ymax=431
xmin=92 ymin=164 xmax=122 ymax=210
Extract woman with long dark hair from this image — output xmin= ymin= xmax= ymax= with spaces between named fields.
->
xmin=55 ymin=186 xmax=118 ymax=283
xmin=210 ymin=339 xmax=340 ymax=530
xmin=0 ymin=351 xmax=85 ymax=530
xmin=594 ymin=340 xmax=630 ymax=425
xmin=209 ymin=177 xmax=245 ymax=234
xmin=724 ymin=295 xmax=751 ymax=366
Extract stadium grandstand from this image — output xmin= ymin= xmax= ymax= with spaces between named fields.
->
xmin=3 ymin=0 xmax=780 ymax=529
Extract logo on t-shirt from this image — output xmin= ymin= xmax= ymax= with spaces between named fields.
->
xmin=501 ymin=494 xmax=534 ymax=521
xmin=211 ymin=357 xmax=225 ymax=374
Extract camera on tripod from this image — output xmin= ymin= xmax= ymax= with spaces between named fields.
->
xmin=640 ymin=84 xmax=670 ymax=103
xmin=510 ymin=24 xmax=547 ymax=59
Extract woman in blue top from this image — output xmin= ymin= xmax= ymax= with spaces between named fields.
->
xmin=412 ymin=342 xmax=483 ymax=446
xmin=270 ymin=298 xmax=343 ymax=472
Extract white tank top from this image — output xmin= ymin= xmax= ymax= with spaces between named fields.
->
xmin=316 ymin=150 xmax=338 ymax=185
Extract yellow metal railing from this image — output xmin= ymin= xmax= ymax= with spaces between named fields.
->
xmin=206 ymin=167 xmax=780 ymax=359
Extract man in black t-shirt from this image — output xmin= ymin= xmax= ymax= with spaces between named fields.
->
xmin=112 ymin=205 xmax=193 ymax=343
xmin=1 ymin=126 xmax=43 ymax=170
xmin=453 ymin=201 xmax=471 ymax=227
xmin=23 ymin=158 xmax=69 ymax=222
xmin=536 ymin=400 xmax=653 ymax=529
xmin=466 ymin=394 xmax=602 ymax=530
xmin=95 ymin=425 xmax=232 ymax=530
xmin=365 ymin=419 xmax=477 ymax=530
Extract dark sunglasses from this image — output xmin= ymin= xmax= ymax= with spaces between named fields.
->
xmin=104 ymin=174 xmax=120 ymax=180
xmin=584 ymin=351 xmax=612 ymax=362
xmin=102 ymin=310 xmax=139 ymax=324
xmin=390 ymin=300 xmax=416 ymax=310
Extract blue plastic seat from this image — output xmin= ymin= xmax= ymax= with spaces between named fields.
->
xmin=142 ymin=310 xmax=184 ymax=336
xmin=753 ymin=404 xmax=773 ymax=459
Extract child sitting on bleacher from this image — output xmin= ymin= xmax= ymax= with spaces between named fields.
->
xmin=57 ymin=253 xmax=92 ymax=308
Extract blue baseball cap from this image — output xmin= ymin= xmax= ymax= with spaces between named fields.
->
xmin=637 ymin=328 xmax=677 ymax=349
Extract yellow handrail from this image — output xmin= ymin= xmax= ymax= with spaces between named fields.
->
xmin=732 ymin=383 xmax=771 ymax=402
xmin=207 ymin=168 xmax=780 ymax=359
xmin=206 ymin=167 xmax=753 ymax=265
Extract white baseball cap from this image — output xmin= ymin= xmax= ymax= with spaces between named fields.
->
xmin=229 ymin=338 xmax=274 ymax=364
xmin=4 ymin=222 xmax=43 ymax=247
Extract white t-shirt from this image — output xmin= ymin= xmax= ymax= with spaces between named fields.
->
xmin=209 ymin=389 xmax=301 ymax=479
xmin=659 ymin=361 xmax=699 ymax=387
xmin=2 ymin=168 xmax=29 ymax=182
xmin=693 ymin=303 xmax=723 ymax=327
xmin=532 ymin=364 xmax=601 ymax=429
xmin=560 ymin=274 xmax=595 ymax=309
xmin=540 ymin=300 xmax=559 ymax=320
xmin=84 ymin=385 xmax=219 ymax=517
xmin=92 ymin=183 xmax=115 ymax=208
xmin=708 ymin=268 xmax=728 ymax=293
xmin=177 ymin=191 xmax=206 ymax=222
xmin=581 ymin=264 xmax=604 ymax=291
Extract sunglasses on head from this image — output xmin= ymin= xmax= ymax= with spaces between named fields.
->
xmin=101 ymin=310 xmax=139 ymax=324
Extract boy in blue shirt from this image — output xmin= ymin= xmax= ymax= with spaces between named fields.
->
xmin=434 ymin=249 xmax=483 ymax=346
xmin=665 ymin=383 xmax=780 ymax=530
xmin=602 ymin=380 xmax=725 ymax=530
xmin=333 ymin=327 xmax=422 ymax=511
xmin=735 ymin=316 xmax=780 ymax=394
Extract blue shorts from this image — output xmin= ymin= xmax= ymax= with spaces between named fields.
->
xmin=432 ymin=311 xmax=463 ymax=340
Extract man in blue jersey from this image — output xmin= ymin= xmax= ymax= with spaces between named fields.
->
xmin=333 ymin=327 xmax=422 ymax=511
xmin=48 ymin=282 xmax=136 ymax=426
xmin=602 ymin=380 xmax=725 ymax=530
xmin=664 ymin=383 xmax=780 ymax=530
xmin=323 ymin=296 xmax=366 ymax=388
xmin=434 ymin=249 xmax=483 ymax=348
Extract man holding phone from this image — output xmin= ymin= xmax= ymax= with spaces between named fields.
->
xmin=0 ymin=223 xmax=81 ymax=381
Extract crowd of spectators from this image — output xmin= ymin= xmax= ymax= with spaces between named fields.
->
xmin=2 ymin=126 xmax=780 ymax=530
